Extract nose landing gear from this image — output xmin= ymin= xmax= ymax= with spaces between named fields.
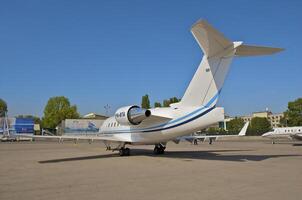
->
xmin=153 ymin=143 xmax=166 ymax=155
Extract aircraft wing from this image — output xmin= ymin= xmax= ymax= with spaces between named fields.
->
xmin=176 ymin=122 xmax=249 ymax=143
xmin=178 ymin=134 xmax=238 ymax=143
xmin=290 ymin=133 xmax=302 ymax=141
xmin=14 ymin=133 xmax=132 ymax=143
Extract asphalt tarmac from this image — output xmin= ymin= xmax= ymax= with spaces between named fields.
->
xmin=0 ymin=140 xmax=301 ymax=200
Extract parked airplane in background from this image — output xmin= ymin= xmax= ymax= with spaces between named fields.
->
xmin=179 ymin=122 xmax=249 ymax=145
xmin=19 ymin=19 xmax=283 ymax=156
xmin=262 ymin=126 xmax=302 ymax=144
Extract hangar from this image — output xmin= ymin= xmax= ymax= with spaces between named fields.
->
xmin=56 ymin=113 xmax=108 ymax=135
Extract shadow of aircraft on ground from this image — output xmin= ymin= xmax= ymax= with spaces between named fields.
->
xmin=39 ymin=149 xmax=302 ymax=164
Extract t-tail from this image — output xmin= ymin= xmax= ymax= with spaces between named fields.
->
xmin=180 ymin=20 xmax=283 ymax=108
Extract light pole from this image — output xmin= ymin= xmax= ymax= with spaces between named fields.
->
xmin=104 ymin=104 xmax=110 ymax=117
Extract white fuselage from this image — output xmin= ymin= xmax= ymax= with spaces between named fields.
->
xmin=99 ymin=106 xmax=224 ymax=145
xmin=262 ymin=126 xmax=302 ymax=140
xmin=97 ymin=20 xmax=282 ymax=147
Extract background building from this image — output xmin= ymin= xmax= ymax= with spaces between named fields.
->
xmin=0 ymin=117 xmax=35 ymax=134
xmin=240 ymin=110 xmax=283 ymax=128
xmin=56 ymin=113 xmax=108 ymax=135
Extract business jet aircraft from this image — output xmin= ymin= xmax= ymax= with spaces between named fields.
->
xmin=178 ymin=122 xmax=249 ymax=145
xmin=262 ymin=126 xmax=302 ymax=144
xmin=19 ymin=20 xmax=283 ymax=156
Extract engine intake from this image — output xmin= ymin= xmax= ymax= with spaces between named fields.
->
xmin=115 ymin=105 xmax=151 ymax=125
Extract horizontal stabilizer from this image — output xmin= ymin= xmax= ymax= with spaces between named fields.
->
xmin=235 ymin=45 xmax=284 ymax=56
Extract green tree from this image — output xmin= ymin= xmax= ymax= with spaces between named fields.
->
xmin=169 ymin=97 xmax=180 ymax=104
xmin=141 ymin=94 xmax=151 ymax=109
xmin=162 ymin=97 xmax=181 ymax=107
xmin=42 ymin=96 xmax=79 ymax=129
xmin=0 ymin=98 xmax=8 ymax=117
xmin=207 ymin=127 xmax=219 ymax=134
xmin=226 ymin=118 xmax=244 ymax=134
xmin=281 ymin=98 xmax=302 ymax=126
xmin=248 ymin=117 xmax=271 ymax=136
xmin=163 ymin=99 xmax=170 ymax=107
xmin=154 ymin=102 xmax=162 ymax=108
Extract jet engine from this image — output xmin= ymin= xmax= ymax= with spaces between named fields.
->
xmin=115 ymin=105 xmax=151 ymax=125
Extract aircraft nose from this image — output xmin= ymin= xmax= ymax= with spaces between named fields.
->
xmin=262 ymin=132 xmax=271 ymax=137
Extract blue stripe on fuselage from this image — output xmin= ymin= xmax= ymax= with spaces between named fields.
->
xmin=141 ymin=106 xmax=216 ymax=133
xmin=103 ymin=91 xmax=220 ymax=134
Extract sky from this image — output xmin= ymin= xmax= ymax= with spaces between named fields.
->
xmin=1 ymin=0 xmax=301 ymax=117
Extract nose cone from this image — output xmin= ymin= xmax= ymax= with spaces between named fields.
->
xmin=262 ymin=132 xmax=272 ymax=137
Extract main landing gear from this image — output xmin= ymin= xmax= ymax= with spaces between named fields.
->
xmin=105 ymin=143 xmax=131 ymax=156
xmin=153 ymin=144 xmax=166 ymax=155
xmin=119 ymin=147 xmax=130 ymax=156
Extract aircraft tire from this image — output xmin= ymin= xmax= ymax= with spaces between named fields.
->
xmin=119 ymin=148 xmax=130 ymax=156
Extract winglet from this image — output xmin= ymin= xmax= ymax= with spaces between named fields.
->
xmin=238 ymin=122 xmax=249 ymax=136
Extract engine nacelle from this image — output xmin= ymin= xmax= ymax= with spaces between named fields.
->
xmin=115 ymin=105 xmax=151 ymax=125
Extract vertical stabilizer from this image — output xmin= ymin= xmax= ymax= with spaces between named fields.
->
xmin=180 ymin=20 xmax=283 ymax=108
xmin=238 ymin=122 xmax=249 ymax=136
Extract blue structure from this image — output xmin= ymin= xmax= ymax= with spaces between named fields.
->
xmin=14 ymin=118 xmax=34 ymax=134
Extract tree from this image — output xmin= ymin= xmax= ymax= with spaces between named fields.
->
xmin=207 ymin=127 xmax=218 ymax=134
xmin=42 ymin=96 xmax=79 ymax=129
xmin=163 ymin=99 xmax=170 ymax=107
xmin=281 ymin=98 xmax=302 ymax=126
xmin=0 ymin=98 xmax=8 ymax=117
xmin=248 ymin=117 xmax=271 ymax=136
xmin=226 ymin=118 xmax=244 ymax=134
xmin=162 ymin=97 xmax=181 ymax=107
xmin=169 ymin=97 xmax=180 ymax=104
xmin=154 ymin=102 xmax=162 ymax=108
xmin=204 ymin=127 xmax=226 ymax=135
xmin=141 ymin=94 xmax=151 ymax=109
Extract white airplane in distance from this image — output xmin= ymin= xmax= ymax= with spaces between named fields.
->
xmin=178 ymin=122 xmax=249 ymax=145
xmin=262 ymin=126 xmax=302 ymax=144
xmin=19 ymin=20 xmax=283 ymax=156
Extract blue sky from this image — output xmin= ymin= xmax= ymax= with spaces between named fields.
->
xmin=1 ymin=0 xmax=301 ymax=117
